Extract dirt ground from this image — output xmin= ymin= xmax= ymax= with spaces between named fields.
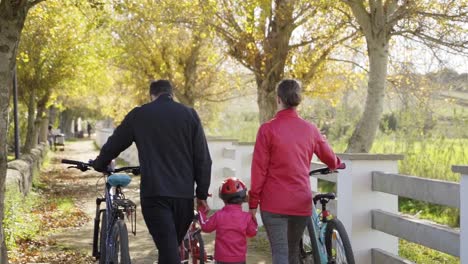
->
xmin=45 ymin=139 xmax=272 ymax=264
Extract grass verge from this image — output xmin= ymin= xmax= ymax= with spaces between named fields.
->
xmin=4 ymin=174 xmax=91 ymax=263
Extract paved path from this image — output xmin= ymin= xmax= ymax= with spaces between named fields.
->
xmin=47 ymin=139 xmax=271 ymax=263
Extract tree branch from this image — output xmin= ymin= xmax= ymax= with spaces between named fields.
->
xmin=327 ymin=58 xmax=369 ymax=73
xmin=292 ymin=3 xmax=318 ymax=28
xmin=288 ymin=38 xmax=317 ymax=49
xmin=405 ymin=31 xmax=468 ymax=53
xmin=27 ymin=0 xmax=46 ymax=9
xmin=343 ymin=0 xmax=372 ymax=37
xmin=204 ymin=93 xmax=255 ymax=103
xmin=416 ymin=10 xmax=468 ymax=21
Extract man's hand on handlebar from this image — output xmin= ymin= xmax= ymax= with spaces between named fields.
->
xmin=92 ymin=158 xmax=115 ymax=173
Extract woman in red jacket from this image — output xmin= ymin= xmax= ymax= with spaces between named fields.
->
xmin=249 ymin=79 xmax=342 ymax=264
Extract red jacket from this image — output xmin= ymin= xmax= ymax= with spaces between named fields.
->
xmin=199 ymin=204 xmax=257 ymax=262
xmin=249 ymin=108 xmax=341 ymax=216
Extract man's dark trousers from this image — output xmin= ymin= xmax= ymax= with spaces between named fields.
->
xmin=141 ymin=196 xmax=194 ymax=264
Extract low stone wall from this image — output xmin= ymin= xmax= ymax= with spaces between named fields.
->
xmin=6 ymin=142 xmax=48 ymax=195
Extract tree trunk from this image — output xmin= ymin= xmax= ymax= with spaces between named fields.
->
xmin=256 ymin=76 xmax=279 ymax=123
xmin=60 ymin=109 xmax=73 ymax=137
xmin=48 ymin=105 xmax=58 ymax=126
xmin=23 ymin=89 xmax=36 ymax=153
xmin=38 ymin=117 xmax=48 ymax=143
xmin=256 ymin=0 xmax=294 ymax=124
xmin=346 ymin=37 xmax=389 ymax=153
xmin=0 ymin=8 xmax=28 ymax=263
xmin=34 ymin=94 xmax=49 ymax=144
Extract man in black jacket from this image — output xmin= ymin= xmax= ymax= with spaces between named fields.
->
xmin=93 ymin=79 xmax=212 ymax=264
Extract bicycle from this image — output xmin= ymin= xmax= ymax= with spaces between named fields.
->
xmin=61 ymin=159 xmax=140 ymax=264
xmin=180 ymin=210 xmax=215 ymax=264
xmin=300 ymin=165 xmax=355 ymax=264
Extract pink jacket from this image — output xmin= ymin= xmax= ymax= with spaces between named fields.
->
xmin=198 ymin=204 xmax=257 ymax=262
xmin=249 ymin=108 xmax=341 ymax=216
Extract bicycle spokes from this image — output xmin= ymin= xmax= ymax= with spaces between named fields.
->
xmin=329 ymin=230 xmax=347 ymax=263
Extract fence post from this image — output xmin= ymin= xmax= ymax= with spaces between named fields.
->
xmin=206 ymin=137 xmax=238 ymax=210
xmin=453 ymin=165 xmax=468 ymax=264
xmin=337 ymin=154 xmax=403 ymax=264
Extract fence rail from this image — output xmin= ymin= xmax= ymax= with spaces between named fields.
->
xmin=372 ymin=171 xmax=460 ymax=208
xmin=371 ymin=248 xmax=414 ymax=264
xmin=372 ymin=209 xmax=459 ymax=257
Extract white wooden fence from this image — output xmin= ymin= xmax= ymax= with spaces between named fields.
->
xmin=95 ymin=128 xmax=467 ymax=264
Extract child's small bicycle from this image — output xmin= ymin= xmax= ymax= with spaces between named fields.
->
xmin=180 ymin=211 xmax=214 ymax=264
xmin=300 ymin=165 xmax=355 ymax=264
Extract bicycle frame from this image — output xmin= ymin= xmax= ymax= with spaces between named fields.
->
xmin=310 ymin=205 xmax=329 ymax=264
xmin=307 ymin=164 xmax=347 ymax=264
xmin=104 ymin=180 xmax=117 ymax=263
xmin=92 ymin=178 xmax=120 ymax=263
xmin=105 ymin=180 xmax=137 ymax=262
xmin=180 ymin=212 xmax=205 ymax=263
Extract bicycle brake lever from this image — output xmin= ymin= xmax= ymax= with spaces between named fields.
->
xmin=77 ymin=164 xmax=89 ymax=172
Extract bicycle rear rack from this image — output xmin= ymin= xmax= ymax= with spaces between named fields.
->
xmin=114 ymin=199 xmax=137 ymax=236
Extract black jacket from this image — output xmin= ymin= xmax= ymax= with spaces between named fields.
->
xmin=94 ymin=94 xmax=212 ymax=200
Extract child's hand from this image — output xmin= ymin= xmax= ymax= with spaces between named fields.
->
xmin=196 ymin=199 xmax=210 ymax=213
xmin=197 ymin=204 xmax=208 ymax=213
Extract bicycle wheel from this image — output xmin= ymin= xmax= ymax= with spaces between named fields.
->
xmin=190 ymin=231 xmax=205 ymax=264
xmin=300 ymin=217 xmax=321 ymax=264
xmin=180 ymin=237 xmax=190 ymax=263
xmin=325 ymin=219 xmax=355 ymax=264
xmin=110 ymin=219 xmax=131 ymax=264
xmin=99 ymin=211 xmax=107 ymax=264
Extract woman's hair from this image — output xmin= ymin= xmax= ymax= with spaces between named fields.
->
xmin=276 ymin=79 xmax=302 ymax=108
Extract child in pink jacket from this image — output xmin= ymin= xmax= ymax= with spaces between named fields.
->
xmin=198 ymin=177 xmax=258 ymax=264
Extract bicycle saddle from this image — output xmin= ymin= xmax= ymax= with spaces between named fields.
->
xmin=313 ymin=193 xmax=336 ymax=204
xmin=108 ymin=174 xmax=132 ymax=187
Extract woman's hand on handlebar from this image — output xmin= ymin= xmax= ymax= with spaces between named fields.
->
xmin=309 ymin=162 xmax=346 ymax=175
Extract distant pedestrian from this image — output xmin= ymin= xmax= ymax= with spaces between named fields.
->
xmin=47 ymin=125 xmax=54 ymax=149
xmin=74 ymin=121 xmax=78 ymax=138
xmin=87 ymin=122 xmax=92 ymax=138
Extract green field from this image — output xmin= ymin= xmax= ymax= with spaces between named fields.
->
xmin=332 ymin=137 xmax=467 ymax=182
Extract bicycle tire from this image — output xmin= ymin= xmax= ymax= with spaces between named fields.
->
xmin=111 ymin=219 xmax=131 ymax=264
xmin=99 ymin=211 xmax=107 ymax=264
xmin=300 ymin=217 xmax=321 ymax=264
xmin=191 ymin=232 xmax=205 ymax=264
xmin=325 ymin=219 xmax=355 ymax=264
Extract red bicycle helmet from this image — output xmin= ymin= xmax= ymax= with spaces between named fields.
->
xmin=219 ymin=177 xmax=247 ymax=202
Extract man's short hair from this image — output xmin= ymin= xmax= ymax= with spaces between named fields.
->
xmin=150 ymin=79 xmax=173 ymax=96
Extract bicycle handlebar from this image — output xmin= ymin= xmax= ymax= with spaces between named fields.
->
xmin=61 ymin=159 xmax=140 ymax=175
xmin=62 ymin=159 xmax=92 ymax=166
xmin=309 ymin=163 xmax=346 ymax=176
xmin=115 ymin=166 xmax=140 ymax=174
